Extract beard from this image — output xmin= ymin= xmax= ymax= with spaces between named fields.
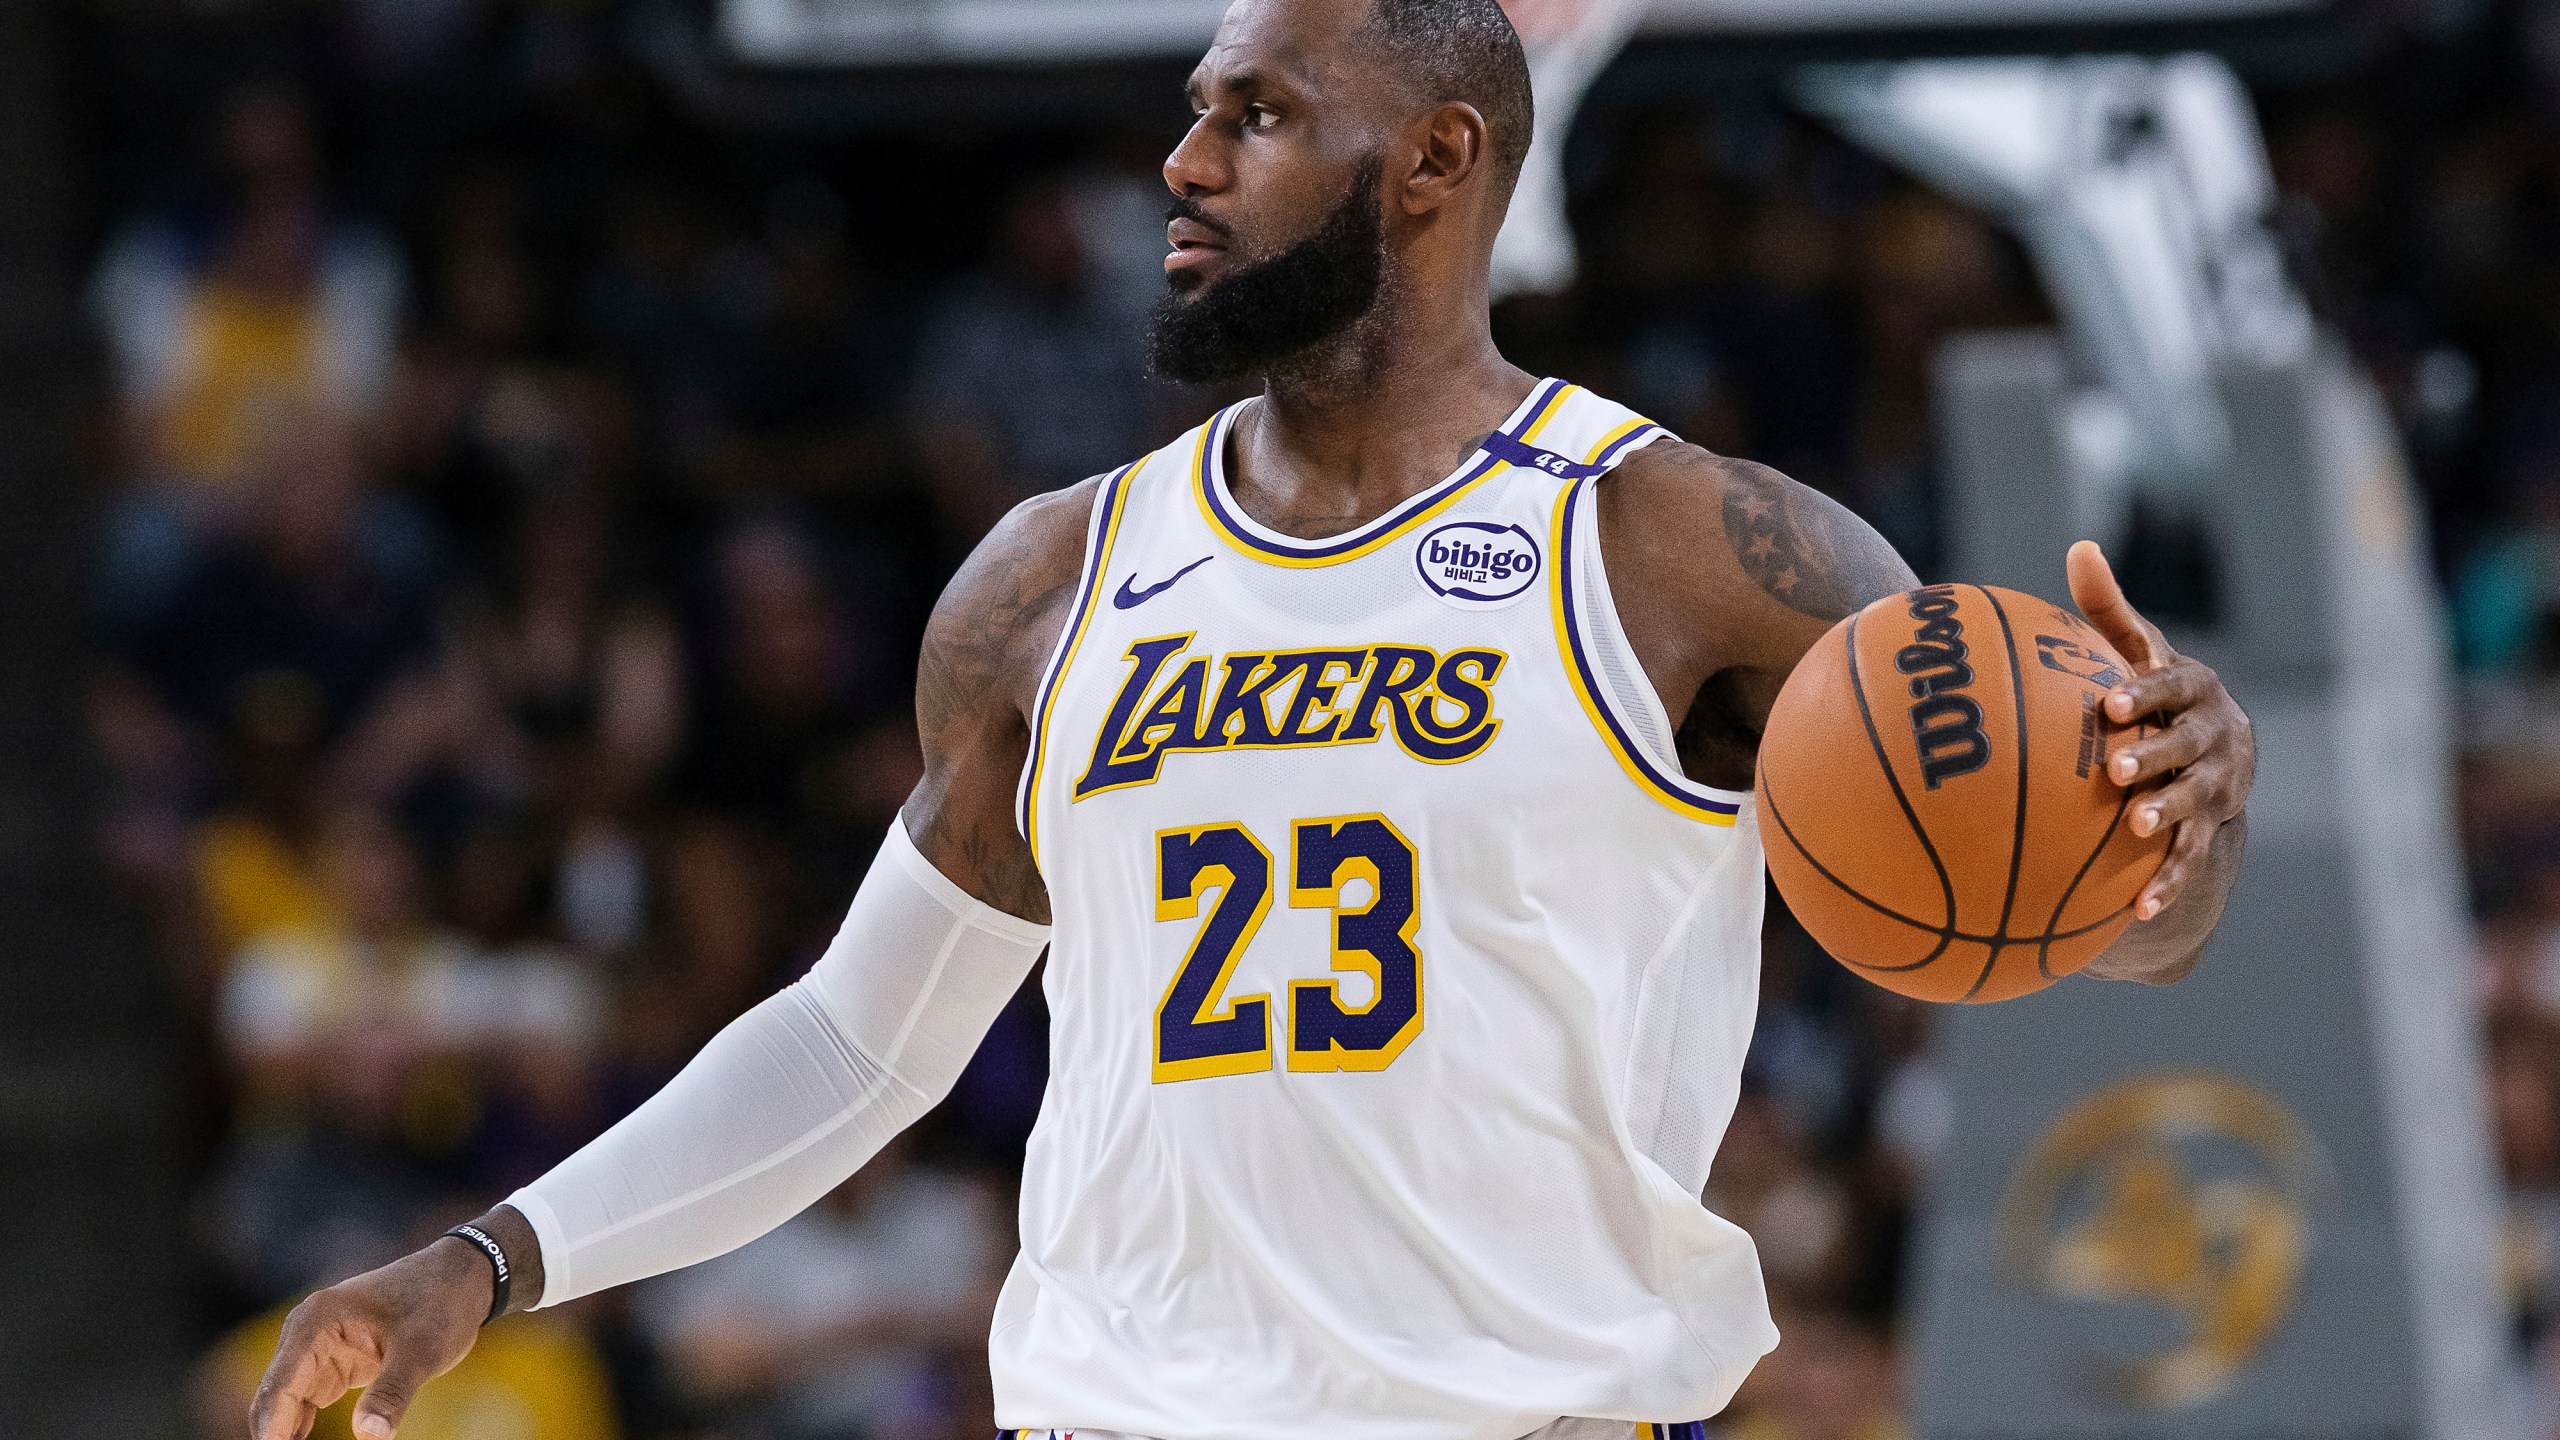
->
xmin=1148 ymin=161 xmax=1386 ymax=386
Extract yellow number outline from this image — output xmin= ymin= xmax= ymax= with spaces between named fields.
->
xmin=1286 ymin=813 xmax=1424 ymax=1073
xmin=1152 ymin=823 xmax=1275 ymax=1083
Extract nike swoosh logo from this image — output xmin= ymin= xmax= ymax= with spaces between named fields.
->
xmin=1113 ymin=555 xmax=1213 ymax=609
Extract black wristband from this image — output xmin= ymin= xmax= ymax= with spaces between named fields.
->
xmin=442 ymin=1224 xmax=512 ymax=1326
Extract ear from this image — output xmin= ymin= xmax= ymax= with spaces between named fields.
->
xmin=1395 ymin=101 xmax=1489 ymax=216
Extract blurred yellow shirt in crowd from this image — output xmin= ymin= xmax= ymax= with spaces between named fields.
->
xmin=197 ymin=813 xmax=338 ymax=962
xmin=211 ymin=1306 xmax=620 ymax=1440
xmin=162 ymin=284 xmax=327 ymax=488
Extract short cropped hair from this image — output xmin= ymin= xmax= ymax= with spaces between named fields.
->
xmin=1363 ymin=0 xmax=1537 ymax=201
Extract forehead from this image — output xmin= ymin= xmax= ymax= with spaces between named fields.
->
xmin=1192 ymin=0 xmax=1382 ymax=96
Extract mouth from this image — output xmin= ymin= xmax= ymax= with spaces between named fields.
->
xmin=1165 ymin=216 xmax=1229 ymax=278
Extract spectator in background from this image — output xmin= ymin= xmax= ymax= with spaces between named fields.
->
xmin=582 ymin=175 xmax=750 ymax=490
xmin=92 ymin=80 xmax=406 ymax=628
xmin=90 ymin=409 xmax=442 ymax=977
xmin=636 ymin=1136 xmax=1011 ymax=1440
xmin=199 ymin=970 xmax=446 ymax=1308
xmin=1709 ymin=1095 xmax=1858 ymax=1309
xmin=2492 ymin=1017 xmax=2560 ymax=1339
xmin=385 ymin=164 xmax=598 ymax=575
xmin=1580 ymin=114 xmax=1863 ymax=470
xmin=382 ymin=491 xmax=667 ymax=1194
xmin=214 ymin=805 xmax=452 ymax=1108
xmin=1721 ymin=1309 xmax=1909 ymax=1440
xmin=203 ymin=795 xmax=615 ymax=1285
xmin=909 ymin=179 xmax=1163 ymax=543
xmin=429 ymin=486 xmax=681 ymax=953
xmin=663 ymin=511 xmax=918 ymax=1018
xmin=1843 ymin=192 xmax=2023 ymax=569
xmin=1747 ymin=918 xmax=1855 ymax=1146
xmin=694 ymin=179 xmax=910 ymax=505
xmin=120 ymin=410 xmax=439 ymax=742
xmin=1066 ymin=134 xmax=1197 ymax=326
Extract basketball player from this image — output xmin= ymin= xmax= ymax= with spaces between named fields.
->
xmin=250 ymin=0 xmax=2255 ymax=1436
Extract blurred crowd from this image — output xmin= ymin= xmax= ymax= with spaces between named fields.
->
xmin=60 ymin=1 xmax=2560 ymax=1438
xmin=2303 ymin=11 xmax=2560 ymax=1435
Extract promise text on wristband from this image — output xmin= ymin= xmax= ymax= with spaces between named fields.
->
xmin=442 ymin=1224 xmax=512 ymax=1325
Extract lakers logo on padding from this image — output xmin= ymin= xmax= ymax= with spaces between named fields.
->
xmin=1415 ymin=521 xmax=1541 ymax=609
xmin=1997 ymin=1073 xmax=2327 ymax=1411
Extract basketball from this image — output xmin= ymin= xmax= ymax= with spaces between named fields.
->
xmin=1755 ymin=583 xmax=2170 ymax=1004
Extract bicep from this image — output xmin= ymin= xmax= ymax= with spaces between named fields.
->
xmin=1701 ymin=463 xmax=1918 ymax=769
xmin=902 ymin=723 xmax=1042 ymax=923
xmin=900 ymin=479 xmax=1101 ymax=925
xmin=1603 ymin=445 xmax=1919 ymax=738
xmin=1710 ymin=456 xmax=1918 ymax=648
xmin=904 ymin=599 xmax=1041 ymax=922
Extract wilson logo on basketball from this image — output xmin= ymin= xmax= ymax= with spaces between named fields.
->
xmin=1898 ymin=585 xmax=1992 ymax=789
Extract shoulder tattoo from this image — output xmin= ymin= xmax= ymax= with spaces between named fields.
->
xmin=915 ymin=502 xmax=1084 ymax=742
xmin=1711 ymin=458 xmax=1916 ymax=622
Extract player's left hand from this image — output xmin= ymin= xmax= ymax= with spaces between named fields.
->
xmin=2065 ymin=539 xmax=2254 ymax=921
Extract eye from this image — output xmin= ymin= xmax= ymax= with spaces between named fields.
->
xmin=1245 ymin=104 xmax=1280 ymax=131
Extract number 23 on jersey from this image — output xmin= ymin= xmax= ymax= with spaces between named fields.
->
xmin=1153 ymin=814 xmax=1423 ymax=1083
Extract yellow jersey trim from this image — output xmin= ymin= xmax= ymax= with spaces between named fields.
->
xmin=1546 ymin=464 xmax=1746 ymax=828
xmin=1019 ymin=459 xmax=1143 ymax=866
xmin=1192 ymin=381 xmax=1576 ymax=569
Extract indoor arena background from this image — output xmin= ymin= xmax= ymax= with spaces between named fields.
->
xmin=2 ymin=1 xmax=2558 ymax=1437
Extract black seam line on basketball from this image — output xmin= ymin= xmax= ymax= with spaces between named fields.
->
xmin=1840 ymin=607 xmax=1960 ymax=933
xmin=2037 ymin=776 xmax=2140 ymax=981
xmin=1963 ymin=585 xmax=2033 ymax=1003
xmin=1764 ymin=785 xmax=2134 ymax=953
xmin=1761 ymin=787 xmax=1955 ymax=971
xmin=1959 ymin=944 xmax=2005 ymax=1003
xmin=2042 ymin=902 xmax=2138 ymax=973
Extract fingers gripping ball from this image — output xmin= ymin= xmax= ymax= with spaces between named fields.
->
xmin=1755 ymin=584 xmax=2168 ymax=1003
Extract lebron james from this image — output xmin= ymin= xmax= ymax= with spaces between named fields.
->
xmin=252 ymin=1 xmax=2255 ymax=1436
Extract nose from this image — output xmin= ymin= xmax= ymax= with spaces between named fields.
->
xmin=1164 ymin=112 xmax=1230 ymax=199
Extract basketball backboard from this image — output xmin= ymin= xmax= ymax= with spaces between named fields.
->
xmin=718 ymin=0 xmax=2327 ymax=67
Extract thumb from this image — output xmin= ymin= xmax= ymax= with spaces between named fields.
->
xmin=2065 ymin=539 xmax=2160 ymax=672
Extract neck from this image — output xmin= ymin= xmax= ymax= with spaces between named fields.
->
xmin=1231 ymin=274 xmax=1533 ymax=540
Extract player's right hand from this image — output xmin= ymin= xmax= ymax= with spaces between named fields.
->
xmin=249 ymin=1237 xmax=492 ymax=1440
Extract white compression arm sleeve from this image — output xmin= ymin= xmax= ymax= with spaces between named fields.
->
xmin=507 ymin=817 xmax=1049 ymax=1307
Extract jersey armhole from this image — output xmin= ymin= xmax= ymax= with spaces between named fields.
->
xmin=1548 ymin=439 xmax=1754 ymax=826
xmin=1015 ymin=461 xmax=1142 ymax=865
xmin=1570 ymin=466 xmax=1685 ymax=771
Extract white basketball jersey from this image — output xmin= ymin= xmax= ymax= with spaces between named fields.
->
xmin=996 ymin=380 xmax=1778 ymax=1440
